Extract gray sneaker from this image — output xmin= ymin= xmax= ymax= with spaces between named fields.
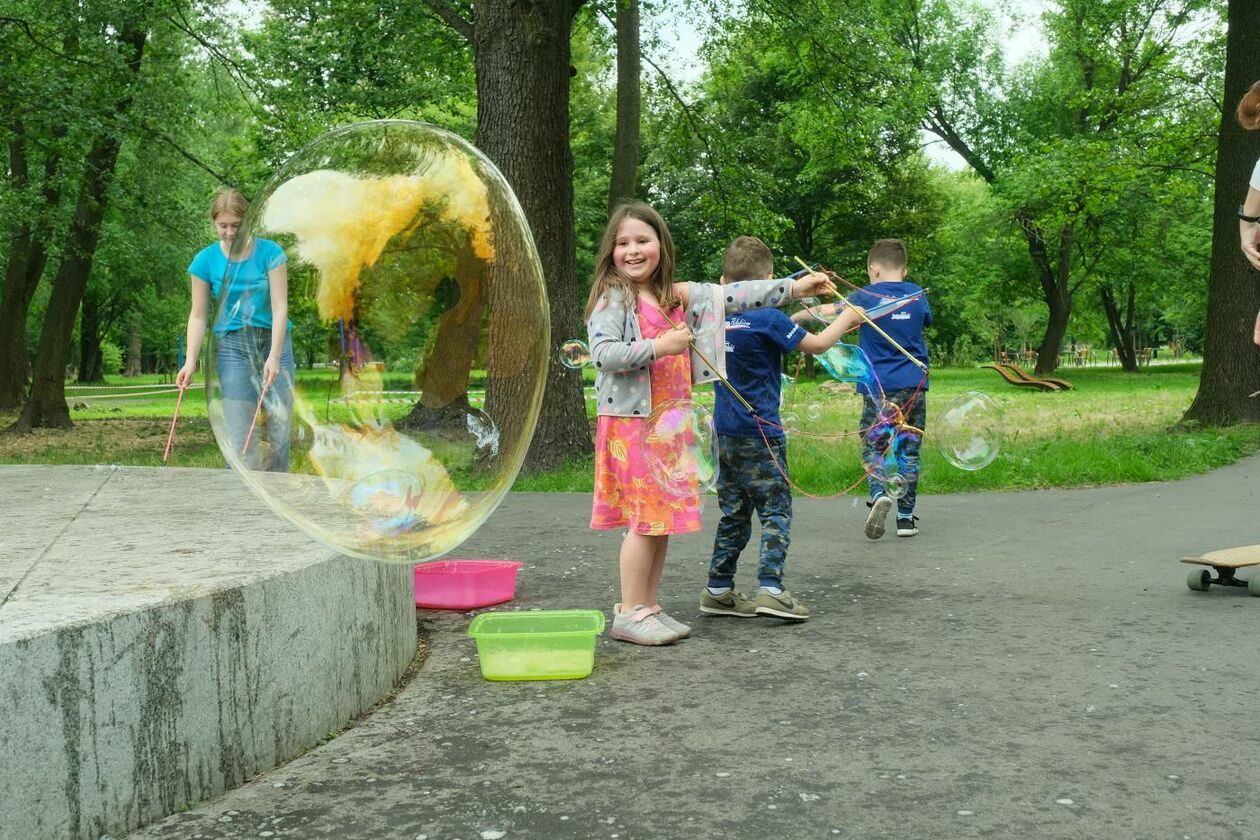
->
xmin=611 ymin=604 xmax=681 ymax=645
xmin=754 ymin=589 xmax=810 ymax=621
xmin=655 ymin=610 xmax=692 ymax=638
xmin=864 ymin=495 xmax=894 ymax=540
xmin=699 ymin=588 xmax=757 ymax=617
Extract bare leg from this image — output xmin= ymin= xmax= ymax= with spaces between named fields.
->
xmin=647 ymin=535 xmax=669 ymax=607
xmin=620 ymin=531 xmax=664 ymax=614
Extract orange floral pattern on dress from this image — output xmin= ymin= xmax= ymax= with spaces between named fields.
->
xmin=590 ymin=299 xmax=702 ymax=536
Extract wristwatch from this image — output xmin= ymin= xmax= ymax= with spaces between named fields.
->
xmin=1240 ymin=205 xmax=1260 ymax=223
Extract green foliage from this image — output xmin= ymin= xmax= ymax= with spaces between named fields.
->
xmin=99 ymin=340 xmax=124 ymax=375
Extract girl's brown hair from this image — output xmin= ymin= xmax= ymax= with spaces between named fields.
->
xmin=1238 ymin=80 xmax=1260 ymax=131
xmin=210 ymin=187 xmax=249 ymax=220
xmin=584 ymin=201 xmax=677 ymax=320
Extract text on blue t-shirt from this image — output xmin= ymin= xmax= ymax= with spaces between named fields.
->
xmin=713 ymin=308 xmax=806 ymax=438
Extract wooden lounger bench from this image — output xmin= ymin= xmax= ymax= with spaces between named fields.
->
xmin=1003 ymin=363 xmax=1073 ymax=390
xmin=981 ymin=364 xmax=1060 ymax=392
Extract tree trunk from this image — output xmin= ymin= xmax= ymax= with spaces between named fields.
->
xmin=471 ymin=0 xmax=591 ymax=473
xmin=1182 ymin=0 xmax=1260 ymax=426
xmin=125 ymin=321 xmax=142 ymax=376
xmin=0 ymin=133 xmax=54 ymax=410
xmin=608 ymin=0 xmax=640 ymax=211
xmin=1101 ymin=282 xmax=1139 ymax=372
xmin=79 ymin=290 xmax=105 ymax=383
xmin=10 ymin=22 xmax=148 ymax=432
xmin=401 ymin=245 xmax=485 ymax=430
xmin=1025 ymin=216 xmax=1073 ymax=376
xmin=0 ymin=80 xmax=68 ymax=410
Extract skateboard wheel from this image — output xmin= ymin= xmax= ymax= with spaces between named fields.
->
xmin=1248 ymin=576 xmax=1260 ymax=598
xmin=1187 ymin=569 xmax=1211 ymax=591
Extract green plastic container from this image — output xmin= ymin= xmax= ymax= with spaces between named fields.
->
xmin=467 ymin=609 xmax=606 ymax=681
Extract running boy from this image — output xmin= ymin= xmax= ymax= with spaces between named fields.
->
xmin=701 ymin=236 xmax=864 ymax=622
xmin=795 ymin=239 xmax=931 ymax=540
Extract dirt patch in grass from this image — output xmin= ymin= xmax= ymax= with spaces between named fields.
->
xmin=0 ymin=413 xmax=221 ymax=467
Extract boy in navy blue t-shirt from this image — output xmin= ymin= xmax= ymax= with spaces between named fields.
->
xmin=794 ymin=239 xmax=931 ymax=540
xmin=702 ymin=237 xmax=864 ymax=622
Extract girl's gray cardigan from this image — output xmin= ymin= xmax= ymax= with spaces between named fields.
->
xmin=586 ymin=278 xmax=793 ymax=417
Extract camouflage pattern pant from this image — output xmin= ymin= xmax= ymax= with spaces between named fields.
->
xmin=861 ymin=387 xmax=926 ymax=516
xmin=709 ymin=435 xmax=792 ymax=589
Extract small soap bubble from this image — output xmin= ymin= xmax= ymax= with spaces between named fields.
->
xmin=558 ymin=338 xmax=590 ymax=370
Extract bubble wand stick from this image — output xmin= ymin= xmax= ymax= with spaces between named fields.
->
xmin=647 ymin=269 xmax=843 ymax=419
xmin=793 ymin=257 xmax=928 ymax=372
xmin=241 ymin=381 xmax=271 ymax=457
xmin=161 ymin=384 xmax=187 ymax=465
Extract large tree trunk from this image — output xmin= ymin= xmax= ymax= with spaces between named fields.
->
xmin=125 ymin=321 xmax=142 ymax=376
xmin=1101 ymin=282 xmax=1139 ymax=372
xmin=608 ymin=0 xmax=640 ymax=211
xmin=401 ymin=244 xmax=485 ymax=430
xmin=1182 ymin=0 xmax=1260 ymax=426
xmin=471 ymin=0 xmax=591 ymax=473
xmin=10 ymin=22 xmax=148 ymax=432
xmin=0 ymin=131 xmax=55 ymax=409
xmin=1024 ymin=215 xmax=1074 ymax=376
xmin=78 ymin=289 xmax=105 ymax=383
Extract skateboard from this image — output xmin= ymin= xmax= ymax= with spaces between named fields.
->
xmin=1182 ymin=545 xmax=1260 ymax=595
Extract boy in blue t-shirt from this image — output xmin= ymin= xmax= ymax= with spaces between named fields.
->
xmin=702 ymin=237 xmax=864 ymax=622
xmin=794 ymin=239 xmax=931 ymax=540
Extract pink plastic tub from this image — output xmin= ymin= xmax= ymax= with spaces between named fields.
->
xmin=413 ymin=559 xmax=523 ymax=610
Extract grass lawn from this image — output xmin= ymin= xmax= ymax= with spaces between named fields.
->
xmin=3 ymin=363 xmax=1258 ymax=496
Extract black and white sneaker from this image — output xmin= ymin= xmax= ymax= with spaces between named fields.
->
xmin=896 ymin=516 xmax=919 ymax=537
xmin=864 ymin=495 xmax=894 ymax=539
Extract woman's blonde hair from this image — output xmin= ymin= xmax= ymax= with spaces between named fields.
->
xmin=584 ymin=201 xmax=677 ymax=320
xmin=209 ymin=187 xmax=249 ymax=220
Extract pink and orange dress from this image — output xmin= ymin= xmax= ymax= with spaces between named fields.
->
xmin=590 ymin=298 xmax=702 ymax=536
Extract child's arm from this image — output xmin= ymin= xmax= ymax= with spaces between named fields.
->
xmin=586 ymin=292 xmax=692 ymax=372
xmin=789 ymin=302 xmax=841 ymax=325
xmin=796 ymin=304 xmax=865 ymax=355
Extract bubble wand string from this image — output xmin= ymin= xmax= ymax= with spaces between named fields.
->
xmin=793 ymin=257 xmax=928 ymax=373
xmin=161 ymin=384 xmax=187 ymax=465
xmin=643 ymin=276 xmax=839 ymax=420
xmin=241 ymin=381 xmax=271 ymax=457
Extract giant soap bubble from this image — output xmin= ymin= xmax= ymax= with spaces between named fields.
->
xmin=206 ymin=120 xmax=549 ymax=563
xmin=936 ymin=391 xmax=1003 ymax=471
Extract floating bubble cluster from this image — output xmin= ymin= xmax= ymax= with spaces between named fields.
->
xmin=206 ymin=120 xmax=549 ymax=563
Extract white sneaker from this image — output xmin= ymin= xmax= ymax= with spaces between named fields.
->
xmin=655 ymin=610 xmax=692 ymax=638
xmin=611 ymin=604 xmax=681 ymax=645
xmin=864 ymin=495 xmax=894 ymax=539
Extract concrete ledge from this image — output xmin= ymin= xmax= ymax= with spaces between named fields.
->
xmin=0 ymin=466 xmax=417 ymax=840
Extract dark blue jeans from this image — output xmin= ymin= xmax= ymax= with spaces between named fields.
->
xmin=216 ymin=328 xmax=295 ymax=471
xmin=861 ymin=387 xmax=925 ymax=517
xmin=709 ymin=435 xmax=793 ymax=589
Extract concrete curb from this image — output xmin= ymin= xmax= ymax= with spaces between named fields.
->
xmin=0 ymin=466 xmax=417 ymax=840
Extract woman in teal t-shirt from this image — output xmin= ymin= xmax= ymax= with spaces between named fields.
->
xmin=176 ymin=188 xmax=295 ymax=470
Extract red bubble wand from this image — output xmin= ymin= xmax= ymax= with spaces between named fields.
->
xmin=241 ymin=381 xmax=271 ymax=457
xmin=161 ymin=384 xmax=188 ymax=466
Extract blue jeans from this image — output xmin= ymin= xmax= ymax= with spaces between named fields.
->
xmin=216 ymin=328 xmax=295 ymax=471
xmin=861 ymin=387 xmax=925 ymax=517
